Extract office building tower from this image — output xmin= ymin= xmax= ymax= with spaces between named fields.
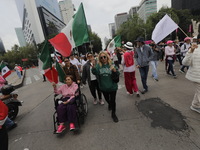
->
xmin=115 ymin=13 xmax=129 ymax=30
xmin=59 ymin=0 xmax=74 ymax=24
xmin=137 ymin=0 xmax=157 ymax=23
xmin=15 ymin=28 xmax=27 ymax=47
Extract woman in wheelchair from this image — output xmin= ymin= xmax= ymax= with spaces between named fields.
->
xmin=52 ymin=75 xmax=78 ymax=134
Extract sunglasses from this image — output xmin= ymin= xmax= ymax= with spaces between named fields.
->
xmin=100 ymin=56 xmax=107 ymax=60
xmin=64 ymin=60 xmax=69 ymax=62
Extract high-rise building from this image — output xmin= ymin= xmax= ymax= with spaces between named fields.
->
xmin=59 ymin=0 xmax=74 ymax=24
xmin=115 ymin=13 xmax=129 ymax=30
xmin=129 ymin=6 xmax=140 ymax=17
xmin=109 ymin=23 xmax=116 ymax=38
xmin=137 ymin=0 xmax=157 ymax=23
xmin=15 ymin=0 xmax=64 ymax=46
xmin=0 ymin=38 xmax=6 ymax=54
xmin=15 ymin=28 xmax=27 ymax=47
xmin=171 ymin=0 xmax=200 ymax=10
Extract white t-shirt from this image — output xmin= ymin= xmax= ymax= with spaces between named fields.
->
xmin=90 ymin=63 xmax=96 ymax=81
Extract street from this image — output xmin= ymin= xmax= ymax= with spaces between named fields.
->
xmin=8 ymin=63 xmax=200 ymax=150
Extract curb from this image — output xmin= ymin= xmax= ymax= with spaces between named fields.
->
xmin=13 ymin=69 xmax=26 ymax=89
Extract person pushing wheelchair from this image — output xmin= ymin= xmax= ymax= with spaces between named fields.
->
xmin=52 ymin=75 xmax=78 ymax=134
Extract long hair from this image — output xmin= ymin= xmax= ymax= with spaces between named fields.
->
xmin=98 ymin=51 xmax=112 ymax=67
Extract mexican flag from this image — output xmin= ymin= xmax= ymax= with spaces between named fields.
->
xmin=39 ymin=41 xmax=53 ymax=70
xmin=49 ymin=3 xmax=89 ymax=57
xmin=107 ymin=35 xmax=121 ymax=53
xmin=0 ymin=62 xmax=11 ymax=78
xmin=55 ymin=61 xmax=65 ymax=83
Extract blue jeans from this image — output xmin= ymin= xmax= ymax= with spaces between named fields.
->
xmin=16 ymin=71 xmax=21 ymax=79
xmin=5 ymin=117 xmax=14 ymax=128
xmin=167 ymin=60 xmax=175 ymax=75
xmin=139 ymin=66 xmax=149 ymax=90
xmin=150 ymin=61 xmax=158 ymax=79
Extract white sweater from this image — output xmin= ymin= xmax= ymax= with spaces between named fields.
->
xmin=182 ymin=46 xmax=200 ymax=83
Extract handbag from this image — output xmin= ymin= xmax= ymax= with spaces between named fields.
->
xmin=111 ymin=71 xmax=119 ymax=83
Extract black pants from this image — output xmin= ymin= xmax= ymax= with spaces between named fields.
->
xmin=167 ymin=60 xmax=175 ymax=75
xmin=89 ymin=80 xmax=102 ymax=100
xmin=102 ymin=91 xmax=117 ymax=114
xmin=0 ymin=125 xmax=8 ymax=150
xmin=139 ymin=66 xmax=149 ymax=90
xmin=176 ymin=55 xmax=182 ymax=65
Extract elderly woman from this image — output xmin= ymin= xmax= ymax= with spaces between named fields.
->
xmin=52 ymin=75 xmax=78 ymax=134
xmin=165 ymin=40 xmax=177 ymax=78
xmin=92 ymin=51 xmax=120 ymax=123
xmin=182 ymin=43 xmax=200 ymax=113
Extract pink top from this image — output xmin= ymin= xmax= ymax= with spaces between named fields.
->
xmin=0 ymin=76 xmax=6 ymax=89
xmin=165 ymin=46 xmax=175 ymax=60
xmin=54 ymin=82 xmax=78 ymax=100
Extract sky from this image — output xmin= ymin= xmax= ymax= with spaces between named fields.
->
xmin=0 ymin=0 xmax=171 ymax=50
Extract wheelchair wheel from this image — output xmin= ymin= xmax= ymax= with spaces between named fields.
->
xmin=80 ymin=94 xmax=88 ymax=116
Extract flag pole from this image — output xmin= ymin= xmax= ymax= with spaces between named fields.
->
xmin=178 ymin=26 xmax=189 ymax=37
xmin=0 ymin=60 xmax=3 ymax=67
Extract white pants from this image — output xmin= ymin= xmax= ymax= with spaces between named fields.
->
xmin=192 ymin=82 xmax=200 ymax=108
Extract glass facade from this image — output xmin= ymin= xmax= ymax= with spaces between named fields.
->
xmin=137 ymin=0 xmax=157 ymax=23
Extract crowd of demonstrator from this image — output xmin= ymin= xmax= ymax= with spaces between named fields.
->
xmin=2 ymin=35 xmax=200 ymax=149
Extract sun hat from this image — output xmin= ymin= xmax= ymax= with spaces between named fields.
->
xmin=184 ymin=37 xmax=192 ymax=41
xmin=166 ymin=40 xmax=173 ymax=44
xmin=124 ymin=42 xmax=133 ymax=50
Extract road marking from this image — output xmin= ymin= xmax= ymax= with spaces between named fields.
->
xmin=33 ymin=75 xmax=40 ymax=81
xmin=25 ymin=77 xmax=32 ymax=85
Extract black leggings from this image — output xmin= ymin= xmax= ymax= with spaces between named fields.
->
xmin=0 ymin=125 xmax=8 ymax=150
xmin=89 ymin=80 xmax=102 ymax=100
xmin=102 ymin=91 xmax=117 ymax=114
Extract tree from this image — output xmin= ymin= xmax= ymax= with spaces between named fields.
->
xmin=117 ymin=14 xmax=146 ymax=42
xmin=89 ymin=31 xmax=102 ymax=53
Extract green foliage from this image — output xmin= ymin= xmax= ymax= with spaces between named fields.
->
xmin=117 ymin=14 xmax=146 ymax=43
xmin=0 ymin=44 xmax=38 ymax=69
xmin=89 ymin=31 xmax=102 ymax=53
xmin=117 ymin=7 xmax=197 ymax=42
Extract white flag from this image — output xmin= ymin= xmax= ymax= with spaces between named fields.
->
xmin=152 ymin=14 xmax=178 ymax=44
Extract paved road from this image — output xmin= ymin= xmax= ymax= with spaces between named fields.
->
xmin=8 ymin=63 xmax=200 ymax=150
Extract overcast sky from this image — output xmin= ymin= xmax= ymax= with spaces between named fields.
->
xmin=0 ymin=0 xmax=171 ymax=50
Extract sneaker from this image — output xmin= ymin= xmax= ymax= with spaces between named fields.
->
xmin=69 ymin=123 xmax=75 ymax=131
xmin=190 ymin=106 xmax=200 ymax=114
xmin=153 ymin=78 xmax=159 ymax=81
xmin=173 ymin=75 xmax=177 ymax=79
xmin=56 ymin=124 xmax=66 ymax=134
xmin=179 ymin=69 xmax=185 ymax=74
xmin=112 ymin=114 xmax=119 ymax=123
xmin=99 ymin=99 xmax=104 ymax=105
xmin=126 ymin=92 xmax=133 ymax=96
xmin=93 ymin=99 xmax=97 ymax=105
xmin=136 ymin=91 xmax=140 ymax=97
xmin=141 ymin=89 xmax=148 ymax=94
xmin=167 ymin=72 xmax=172 ymax=76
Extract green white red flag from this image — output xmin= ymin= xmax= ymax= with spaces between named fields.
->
xmin=0 ymin=62 xmax=11 ymax=78
xmin=107 ymin=35 xmax=121 ymax=53
xmin=49 ymin=3 xmax=89 ymax=57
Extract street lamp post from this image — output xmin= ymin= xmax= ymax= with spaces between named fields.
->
xmin=141 ymin=28 xmax=147 ymax=41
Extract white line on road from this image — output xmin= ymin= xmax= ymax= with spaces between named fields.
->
xmin=25 ymin=77 xmax=32 ymax=85
xmin=34 ymin=75 xmax=40 ymax=81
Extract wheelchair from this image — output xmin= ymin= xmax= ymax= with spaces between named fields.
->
xmin=53 ymin=86 xmax=88 ymax=134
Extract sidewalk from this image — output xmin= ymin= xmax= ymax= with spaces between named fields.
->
xmin=6 ymin=70 xmax=26 ymax=89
